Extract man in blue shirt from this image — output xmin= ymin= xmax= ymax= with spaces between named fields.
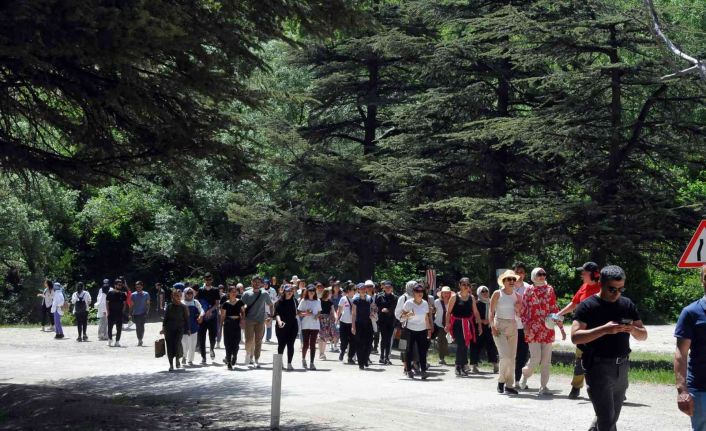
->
xmin=674 ymin=265 xmax=706 ymax=431
xmin=130 ymin=281 xmax=151 ymax=346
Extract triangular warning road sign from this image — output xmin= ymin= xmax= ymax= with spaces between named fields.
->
xmin=678 ymin=220 xmax=706 ymax=268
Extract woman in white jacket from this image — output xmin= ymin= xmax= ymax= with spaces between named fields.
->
xmin=36 ymin=279 xmax=54 ymax=332
xmin=50 ymin=282 xmax=65 ymax=339
xmin=95 ymin=281 xmax=110 ymax=340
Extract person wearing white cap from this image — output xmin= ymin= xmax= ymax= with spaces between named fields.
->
xmin=519 ymin=268 xmax=565 ymax=395
xmin=489 ymin=270 xmax=521 ymax=394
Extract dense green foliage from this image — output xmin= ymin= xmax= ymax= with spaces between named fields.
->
xmin=1 ymin=0 xmax=705 ymax=324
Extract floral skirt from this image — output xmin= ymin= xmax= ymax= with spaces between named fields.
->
xmin=318 ymin=313 xmax=336 ymax=342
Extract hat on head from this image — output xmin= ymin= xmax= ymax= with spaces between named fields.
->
xmin=283 ymin=285 xmax=294 ymax=292
xmin=413 ymin=284 xmax=425 ymax=292
xmin=252 ymin=274 xmax=263 ymax=281
xmin=497 ymin=270 xmax=519 ymax=288
xmin=364 ymin=280 xmax=374 ymax=287
xmin=439 ymin=286 xmax=452 ymax=294
xmin=102 ymin=278 xmax=110 ymax=286
xmin=576 ymin=262 xmax=599 ymax=273
xmin=172 ymin=282 xmax=185 ymax=291
xmin=290 ymin=275 xmax=301 ymax=283
xmin=263 ymin=278 xmax=271 ymax=284
xmin=381 ymin=280 xmax=393 ymax=286
xmin=306 ymin=284 xmax=316 ymax=292
xmin=356 ymin=282 xmax=365 ymax=289
xmin=53 ymin=282 xmax=62 ymax=290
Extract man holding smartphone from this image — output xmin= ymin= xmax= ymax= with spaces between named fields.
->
xmin=674 ymin=265 xmax=706 ymax=431
xmin=571 ymin=265 xmax=648 ymax=431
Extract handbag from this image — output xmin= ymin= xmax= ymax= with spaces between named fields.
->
xmin=155 ymin=338 xmax=166 ymax=358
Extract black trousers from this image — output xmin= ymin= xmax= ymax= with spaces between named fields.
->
xmin=276 ymin=321 xmax=299 ymax=364
xmin=453 ymin=320 xmax=470 ymax=366
xmin=585 ymin=359 xmax=629 ymax=431
xmin=373 ymin=326 xmax=380 ymax=350
xmin=354 ymin=321 xmax=373 ymax=369
xmin=133 ymin=313 xmax=147 ymax=341
xmin=339 ymin=322 xmax=356 ymax=360
xmin=198 ymin=317 xmax=218 ymax=359
xmin=405 ymin=329 xmax=429 ymax=372
xmin=378 ymin=318 xmax=394 ymax=361
xmin=41 ymin=305 xmax=54 ymax=327
xmin=515 ymin=328 xmax=529 ymax=382
xmin=223 ymin=320 xmax=241 ymax=365
xmin=75 ymin=311 xmax=88 ymax=338
xmin=470 ymin=324 xmax=498 ymax=365
xmin=165 ymin=327 xmax=183 ymax=364
xmin=108 ymin=314 xmax=123 ymax=341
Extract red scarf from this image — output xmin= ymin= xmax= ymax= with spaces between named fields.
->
xmin=450 ymin=314 xmax=476 ymax=348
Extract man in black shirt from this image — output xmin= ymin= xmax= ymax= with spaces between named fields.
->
xmin=106 ymin=278 xmax=128 ymax=347
xmin=197 ymin=273 xmax=221 ymax=364
xmin=571 ymin=265 xmax=648 ymax=431
xmin=375 ymin=281 xmax=397 ymax=365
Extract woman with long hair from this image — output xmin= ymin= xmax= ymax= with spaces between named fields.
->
xmin=275 ymin=285 xmax=299 ymax=370
xmin=221 ymin=285 xmax=245 ymax=370
xmin=297 ymin=285 xmax=321 ymax=370
xmin=445 ymin=278 xmax=483 ymax=376
xmin=330 ymin=282 xmax=342 ymax=352
xmin=317 ymin=288 xmax=337 ymax=360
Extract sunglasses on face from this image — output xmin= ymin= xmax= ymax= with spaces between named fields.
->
xmin=503 ymin=278 xmax=516 ymax=283
xmin=607 ymin=286 xmax=626 ymax=294
xmin=537 ymin=273 xmax=547 ymax=277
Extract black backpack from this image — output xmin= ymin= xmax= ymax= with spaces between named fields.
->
xmin=75 ymin=292 xmax=88 ymax=313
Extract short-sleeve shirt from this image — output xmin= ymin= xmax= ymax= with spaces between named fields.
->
xmin=298 ymin=299 xmax=321 ymax=330
xmin=130 ymin=291 xmax=150 ymax=315
xmin=222 ymin=300 xmax=244 ymax=319
xmin=674 ymin=297 xmax=706 ymax=391
xmin=572 ymin=282 xmax=602 ymax=305
xmin=338 ymin=296 xmax=354 ymax=324
xmin=241 ymin=288 xmax=273 ymax=323
xmin=106 ymin=290 xmax=127 ymax=316
xmin=574 ymin=295 xmax=640 ymax=358
xmin=353 ymin=296 xmax=372 ymax=324
xmin=402 ymin=299 xmax=429 ymax=331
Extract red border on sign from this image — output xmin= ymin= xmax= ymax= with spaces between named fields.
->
xmin=678 ymin=220 xmax=706 ymax=269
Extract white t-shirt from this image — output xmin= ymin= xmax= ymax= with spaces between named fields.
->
xmin=338 ymin=296 xmax=354 ymax=324
xmin=298 ymin=299 xmax=321 ymax=330
xmin=402 ymin=299 xmax=429 ymax=332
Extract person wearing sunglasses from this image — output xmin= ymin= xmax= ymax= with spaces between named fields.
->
xmin=181 ymin=287 xmax=204 ymax=366
xmin=446 ymin=278 xmax=483 ymax=376
xmin=571 ymin=265 xmax=647 ymax=431
xmin=674 ymin=265 xmax=706 ymax=431
xmin=519 ymin=268 xmax=565 ymax=395
xmin=489 ymin=270 xmax=522 ymax=394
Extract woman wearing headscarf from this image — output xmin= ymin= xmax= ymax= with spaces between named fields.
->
xmin=181 ymin=287 xmax=204 ymax=366
xmin=470 ymin=285 xmax=498 ymax=374
xmin=71 ymin=282 xmax=92 ymax=342
xmin=161 ymin=289 xmax=189 ymax=371
xmin=96 ymin=280 xmax=110 ymax=340
xmin=445 ymin=278 xmax=483 ymax=377
xmin=519 ymin=268 xmax=566 ymax=395
xmin=490 ymin=270 xmax=521 ymax=394
xmin=50 ymin=282 xmax=65 ymax=339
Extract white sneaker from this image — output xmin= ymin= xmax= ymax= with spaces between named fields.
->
xmin=538 ymin=386 xmax=552 ymax=395
xmin=255 ymin=360 xmax=261 ymax=369
xmin=114 ymin=341 xmax=121 ymax=347
xmin=108 ymin=340 xmax=112 ymax=347
xmin=519 ymin=376 xmax=528 ymax=390
xmin=244 ymin=353 xmax=251 ymax=366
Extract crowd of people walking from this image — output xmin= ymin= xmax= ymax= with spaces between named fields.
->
xmin=36 ymin=261 xmax=706 ymax=431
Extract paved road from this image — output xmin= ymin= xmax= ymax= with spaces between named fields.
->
xmin=0 ymin=323 xmax=688 ymax=430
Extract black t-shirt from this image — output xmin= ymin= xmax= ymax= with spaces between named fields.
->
xmin=220 ymin=295 xmax=228 ymax=306
xmin=106 ymin=290 xmax=128 ymax=315
xmin=274 ymin=298 xmax=298 ymax=326
xmin=574 ymin=295 xmax=640 ymax=358
xmin=321 ymin=300 xmax=333 ymax=315
xmin=353 ymin=296 xmax=372 ymax=323
xmin=222 ymin=300 xmax=244 ymax=319
xmin=198 ymin=287 xmax=220 ymax=310
xmin=375 ymin=293 xmax=397 ymax=321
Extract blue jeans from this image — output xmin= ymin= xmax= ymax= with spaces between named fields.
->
xmin=693 ymin=390 xmax=706 ymax=431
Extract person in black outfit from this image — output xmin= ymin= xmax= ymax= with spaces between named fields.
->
xmin=337 ymin=283 xmax=357 ymax=364
xmin=274 ymin=285 xmax=299 ymax=370
xmin=197 ymin=273 xmax=220 ymax=364
xmin=72 ymin=282 xmax=90 ymax=342
xmin=106 ymin=279 xmax=128 ymax=347
xmin=375 ymin=281 xmax=397 ymax=365
xmin=571 ymin=265 xmax=648 ymax=431
xmin=352 ymin=284 xmax=374 ymax=370
xmin=162 ymin=289 xmax=190 ymax=371
xmin=220 ymin=285 xmax=244 ymax=369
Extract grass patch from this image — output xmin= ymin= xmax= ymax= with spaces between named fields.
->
xmin=0 ymin=324 xmax=37 ymax=329
xmin=550 ymin=362 xmax=674 ymax=385
xmin=553 ymin=345 xmax=673 ymax=363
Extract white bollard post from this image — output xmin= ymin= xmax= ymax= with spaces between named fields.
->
xmin=271 ymin=353 xmax=283 ymax=430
